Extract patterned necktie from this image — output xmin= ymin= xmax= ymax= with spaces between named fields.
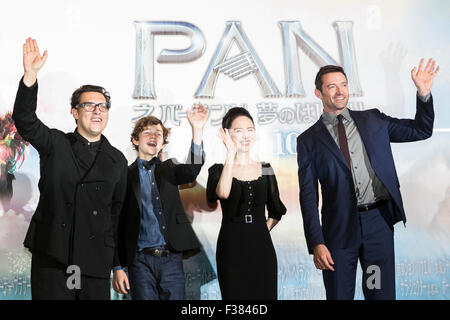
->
xmin=337 ymin=114 xmax=351 ymax=168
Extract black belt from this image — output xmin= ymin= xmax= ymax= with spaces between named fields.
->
xmin=141 ymin=247 xmax=170 ymax=257
xmin=223 ymin=214 xmax=259 ymax=224
xmin=357 ymin=199 xmax=388 ymax=212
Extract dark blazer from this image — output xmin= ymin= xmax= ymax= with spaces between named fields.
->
xmin=117 ymin=149 xmax=204 ymax=268
xmin=12 ymin=79 xmax=128 ymax=279
xmin=297 ymin=95 xmax=434 ymax=254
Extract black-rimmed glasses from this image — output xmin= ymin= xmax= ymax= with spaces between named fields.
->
xmin=77 ymin=102 xmax=110 ymax=113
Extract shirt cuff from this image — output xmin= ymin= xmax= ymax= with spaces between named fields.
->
xmin=20 ymin=76 xmax=38 ymax=90
xmin=112 ymin=266 xmax=124 ymax=272
xmin=191 ymin=141 xmax=204 ymax=157
xmin=417 ymin=92 xmax=431 ymax=103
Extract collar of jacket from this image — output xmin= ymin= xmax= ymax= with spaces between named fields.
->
xmin=129 ymin=157 xmax=164 ymax=214
xmin=66 ymin=130 xmax=117 ymax=162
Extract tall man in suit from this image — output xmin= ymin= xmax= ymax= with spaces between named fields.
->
xmin=112 ymin=106 xmax=208 ymax=300
xmin=13 ymin=38 xmax=128 ymax=299
xmin=297 ymin=59 xmax=439 ymax=299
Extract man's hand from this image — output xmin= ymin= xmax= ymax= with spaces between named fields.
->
xmin=411 ymin=58 xmax=439 ymax=97
xmin=22 ymin=38 xmax=48 ymax=87
xmin=313 ymin=244 xmax=335 ymax=271
xmin=112 ymin=269 xmax=130 ymax=295
xmin=187 ymin=103 xmax=208 ymax=145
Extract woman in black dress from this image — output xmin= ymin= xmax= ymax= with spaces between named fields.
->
xmin=206 ymin=107 xmax=286 ymax=300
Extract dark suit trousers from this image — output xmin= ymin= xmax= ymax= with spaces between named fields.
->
xmin=31 ymin=251 xmax=110 ymax=300
xmin=323 ymin=201 xmax=396 ymax=300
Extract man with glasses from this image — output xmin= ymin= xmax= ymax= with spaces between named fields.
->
xmin=12 ymin=38 xmax=127 ymax=299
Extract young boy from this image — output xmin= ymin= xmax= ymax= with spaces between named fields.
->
xmin=112 ymin=105 xmax=208 ymax=300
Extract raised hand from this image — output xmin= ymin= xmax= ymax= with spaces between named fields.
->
xmin=187 ymin=103 xmax=209 ymax=130
xmin=411 ymin=58 xmax=439 ymax=97
xmin=23 ymin=38 xmax=48 ymax=87
xmin=187 ymin=103 xmax=208 ymax=145
xmin=218 ymin=128 xmax=237 ymax=158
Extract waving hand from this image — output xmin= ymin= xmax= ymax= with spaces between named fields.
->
xmin=411 ymin=58 xmax=439 ymax=97
xmin=23 ymin=37 xmax=48 ymax=87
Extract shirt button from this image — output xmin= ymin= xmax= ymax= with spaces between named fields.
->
xmin=248 ymin=202 xmax=251 ymax=205
xmin=250 ymin=193 xmax=253 ymax=197
xmin=156 ymin=197 xmax=159 ymax=200
xmin=162 ymin=226 xmax=166 ymax=230
xmin=89 ymin=235 xmax=95 ymax=240
xmin=247 ymin=209 xmax=250 ymax=212
xmin=96 ymin=186 xmax=101 ymax=191
xmin=152 ymin=182 xmax=155 ymax=185
xmin=159 ymin=212 xmax=162 ymax=215
xmin=249 ymin=186 xmax=252 ymax=190
xmin=93 ymin=210 xmax=98 ymax=216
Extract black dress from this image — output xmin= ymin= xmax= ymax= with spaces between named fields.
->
xmin=206 ymin=162 xmax=286 ymax=300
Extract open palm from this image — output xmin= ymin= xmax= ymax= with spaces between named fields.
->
xmin=23 ymin=37 xmax=48 ymax=74
xmin=411 ymin=58 xmax=439 ymax=96
xmin=218 ymin=128 xmax=237 ymax=155
xmin=187 ymin=103 xmax=209 ymax=129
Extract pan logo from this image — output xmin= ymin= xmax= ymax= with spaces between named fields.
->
xmin=214 ymin=52 xmax=257 ymax=81
xmin=133 ymin=21 xmax=363 ymax=100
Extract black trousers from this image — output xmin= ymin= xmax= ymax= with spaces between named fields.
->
xmin=30 ymin=251 xmax=110 ymax=300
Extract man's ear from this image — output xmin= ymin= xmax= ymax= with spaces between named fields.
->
xmin=71 ymin=108 xmax=79 ymax=120
xmin=314 ymin=88 xmax=322 ymax=100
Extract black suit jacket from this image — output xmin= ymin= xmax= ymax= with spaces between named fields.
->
xmin=12 ymin=79 xmax=128 ymax=279
xmin=117 ymin=149 xmax=204 ymax=267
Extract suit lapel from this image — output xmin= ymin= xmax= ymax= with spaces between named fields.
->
xmin=154 ymin=160 xmax=162 ymax=192
xmin=348 ymin=110 xmax=377 ymax=168
xmin=350 ymin=109 xmax=399 ymax=201
xmin=129 ymin=160 xmax=142 ymax=214
xmin=313 ymin=118 xmax=351 ymax=172
xmin=69 ymin=132 xmax=96 ymax=172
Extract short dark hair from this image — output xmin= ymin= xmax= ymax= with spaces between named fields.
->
xmin=131 ymin=116 xmax=171 ymax=151
xmin=314 ymin=65 xmax=347 ymax=91
xmin=70 ymin=85 xmax=111 ymax=111
xmin=222 ymin=107 xmax=254 ymax=129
